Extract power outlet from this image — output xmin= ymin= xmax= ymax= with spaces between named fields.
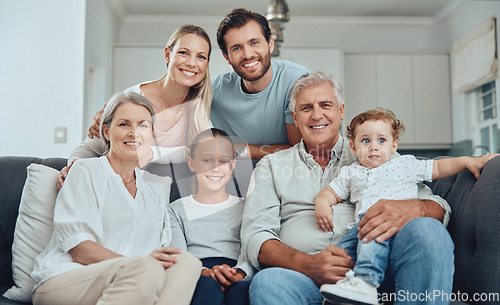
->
xmin=54 ymin=127 xmax=67 ymax=143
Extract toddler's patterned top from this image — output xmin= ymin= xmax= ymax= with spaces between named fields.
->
xmin=328 ymin=155 xmax=433 ymax=222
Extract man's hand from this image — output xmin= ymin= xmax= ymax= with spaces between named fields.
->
xmin=258 ymin=240 xmax=354 ymax=286
xmin=87 ymin=104 xmax=106 ymax=138
xmin=247 ymin=144 xmax=292 ymax=160
xmin=357 ymin=199 xmax=427 ymax=243
xmin=302 ymin=245 xmax=354 ymax=286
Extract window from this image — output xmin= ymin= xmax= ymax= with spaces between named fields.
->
xmin=471 ymin=81 xmax=498 ymax=155
xmin=478 ymin=82 xmax=497 ymax=121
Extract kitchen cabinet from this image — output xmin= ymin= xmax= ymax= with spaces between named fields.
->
xmin=344 ymin=54 xmax=452 ymax=149
xmin=275 ymin=46 xmax=344 ymax=84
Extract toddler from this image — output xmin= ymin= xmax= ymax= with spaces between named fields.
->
xmin=315 ymin=108 xmax=498 ymax=305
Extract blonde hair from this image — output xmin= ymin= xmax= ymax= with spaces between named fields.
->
xmin=166 ymin=24 xmax=213 ymax=144
xmin=347 ymin=107 xmax=405 ymax=141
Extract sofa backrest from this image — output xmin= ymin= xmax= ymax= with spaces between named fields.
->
xmin=425 ymin=156 xmax=500 ymax=301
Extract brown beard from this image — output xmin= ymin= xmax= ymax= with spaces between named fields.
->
xmin=231 ymin=49 xmax=272 ymax=82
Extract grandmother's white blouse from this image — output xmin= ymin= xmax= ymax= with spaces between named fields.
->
xmin=31 ymin=157 xmax=171 ymax=290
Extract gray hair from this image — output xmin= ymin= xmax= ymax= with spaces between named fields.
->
xmin=100 ymin=92 xmax=155 ymax=154
xmin=289 ymin=71 xmax=344 ymax=114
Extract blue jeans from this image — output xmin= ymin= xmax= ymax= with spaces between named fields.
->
xmin=337 ymin=214 xmax=393 ymax=287
xmin=249 ymin=218 xmax=454 ymax=305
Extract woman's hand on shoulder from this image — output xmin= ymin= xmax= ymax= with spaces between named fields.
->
xmin=149 ymin=247 xmax=181 ymax=269
xmin=57 ymin=159 xmax=76 ymax=189
xmin=87 ymin=103 xmax=106 ymax=138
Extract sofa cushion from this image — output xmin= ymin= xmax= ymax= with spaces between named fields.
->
xmin=428 ymin=156 xmax=500 ymax=304
xmin=448 ymin=158 xmax=500 ymax=303
xmin=3 ymin=164 xmax=60 ymax=302
xmin=0 ymin=157 xmax=66 ymax=288
xmin=0 ymin=287 xmax=30 ymax=305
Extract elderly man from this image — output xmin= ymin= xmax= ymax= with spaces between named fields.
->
xmin=241 ymin=71 xmax=454 ymax=305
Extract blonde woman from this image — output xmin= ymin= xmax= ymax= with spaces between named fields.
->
xmin=58 ymin=24 xmax=212 ymax=187
xmin=71 ymin=24 xmax=212 ymax=157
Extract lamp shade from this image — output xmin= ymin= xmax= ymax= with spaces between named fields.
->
xmin=269 ymin=23 xmax=284 ymax=42
xmin=266 ymin=0 xmax=290 ymax=22
xmin=272 ymin=42 xmax=281 ymax=57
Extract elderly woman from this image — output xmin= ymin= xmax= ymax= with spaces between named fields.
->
xmin=31 ymin=92 xmax=201 ymax=305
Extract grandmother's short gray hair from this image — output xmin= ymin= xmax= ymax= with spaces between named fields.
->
xmin=100 ymin=92 xmax=155 ymax=154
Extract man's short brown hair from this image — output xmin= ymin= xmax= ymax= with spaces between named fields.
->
xmin=216 ymin=8 xmax=272 ymax=56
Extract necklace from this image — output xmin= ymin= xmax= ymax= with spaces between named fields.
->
xmin=106 ymin=155 xmax=136 ymax=187
xmin=156 ymin=79 xmax=167 ymax=110
xmin=157 ymin=79 xmax=185 ymax=118
xmin=122 ymin=176 xmax=136 ymax=186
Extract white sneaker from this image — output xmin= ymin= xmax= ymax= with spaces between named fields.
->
xmin=320 ymin=270 xmax=379 ymax=305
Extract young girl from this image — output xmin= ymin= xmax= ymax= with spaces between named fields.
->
xmin=168 ymin=128 xmax=252 ymax=305
xmin=315 ymin=108 xmax=499 ymax=305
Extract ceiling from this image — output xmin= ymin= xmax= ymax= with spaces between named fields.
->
xmin=109 ymin=0 xmax=458 ymax=19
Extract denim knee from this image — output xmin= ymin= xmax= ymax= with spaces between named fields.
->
xmin=392 ymin=217 xmax=454 ymax=274
xmin=385 ymin=217 xmax=454 ymax=303
xmin=250 ymin=268 xmax=323 ymax=305
xmin=250 ymin=268 xmax=283 ymax=295
xmin=399 ymin=218 xmax=453 ymax=253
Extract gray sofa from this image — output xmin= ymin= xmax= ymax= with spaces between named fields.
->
xmin=1 ymin=155 xmax=499 ymax=305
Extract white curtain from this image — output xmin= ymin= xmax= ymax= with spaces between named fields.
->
xmin=453 ymin=17 xmax=498 ymax=93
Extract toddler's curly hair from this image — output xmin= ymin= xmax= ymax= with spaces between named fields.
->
xmin=346 ymin=107 xmax=405 ymax=141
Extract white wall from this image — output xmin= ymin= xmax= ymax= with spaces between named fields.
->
xmin=0 ymin=0 xmax=86 ymax=158
xmin=285 ymin=19 xmax=448 ymax=53
xmin=84 ymin=0 xmax=120 ymax=138
xmin=118 ymin=15 xmax=448 ymax=53
xmin=0 ymin=0 xmax=119 ymax=158
xmin=434 ymin=1 xmax=500 ymax=144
